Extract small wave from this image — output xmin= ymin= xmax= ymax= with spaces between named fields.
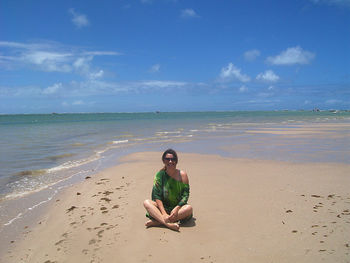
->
xmin=155 ymin=131 xmax=181 ymax=135
xmin=46 ymin=153 xmax=75 ymax=161
xmin=46 ymin=156 xmax=98 ymax=173
xmin=4 ymin=212 xmax=23 ymax=226
xmin=13 ymin=169 xmax=47 ymax=177
xmin=113 ymin=134 xmax=134 ymax=138
xmin=4 ymin=169 xmax=88 ymax=201
xmin=110 ymin=140 xmax=128 ymax=144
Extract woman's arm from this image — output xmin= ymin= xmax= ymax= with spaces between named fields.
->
xmin=152 ymin=171 xmax=169 ymax=218
xmin=155 ymin=199 xmax=168 ymax=215
xmin=177 ymin=170 xmax=190 ymax=206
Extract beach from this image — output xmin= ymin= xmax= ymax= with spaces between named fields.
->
xmin=1 ymin=112 xmax=350 ymax=262
xmin=2 ymin=151 xmax=350 ymax=262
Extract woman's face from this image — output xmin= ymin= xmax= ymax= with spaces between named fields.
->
xmin=163 ymin=153 xmax=177 ymax=169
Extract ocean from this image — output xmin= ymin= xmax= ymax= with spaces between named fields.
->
xmin=1 ymin=111 xmax=350 ymax=235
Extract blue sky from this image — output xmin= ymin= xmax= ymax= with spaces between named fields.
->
xmin=0 ymin=0 xmax=349 ymax=113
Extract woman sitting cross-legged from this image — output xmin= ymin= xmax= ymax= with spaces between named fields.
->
xmin=143 ymin=149 xmax=193 ymax=231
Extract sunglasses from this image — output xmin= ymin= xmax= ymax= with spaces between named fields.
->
xmin=164 ymin=157 xmax=176 ymax=162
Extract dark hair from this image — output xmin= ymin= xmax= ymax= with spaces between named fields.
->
xmin=161 ymin=148 xmax=178 ymax=170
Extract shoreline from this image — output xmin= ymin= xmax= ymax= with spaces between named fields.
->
xmin=2 ymin=152 xmax=350 ymax=262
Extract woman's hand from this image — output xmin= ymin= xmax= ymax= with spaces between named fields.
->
xmin=162 ymin=213 xmax=170 ymax=223
xmin=168 ymin=206 xmax=180 ymax=222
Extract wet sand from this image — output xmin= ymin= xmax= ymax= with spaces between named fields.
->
xmin=2 ymin=151 xmax=350 ymax=263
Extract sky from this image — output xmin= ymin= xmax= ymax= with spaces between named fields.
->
xmin=0 ymin=0 xmax=349 ymax=113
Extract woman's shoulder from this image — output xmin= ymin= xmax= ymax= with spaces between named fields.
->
xmin=179 ymin=170 xmax=189 ymax=184
xmin=156 ymin=169 xmax=166 ymax=177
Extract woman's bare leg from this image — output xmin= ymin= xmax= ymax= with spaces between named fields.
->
xmin=143 ymin=199 xmax=179 ymax=231
xmin=168 ymin=204 xmax=193 ymax=223
xmin=145 ymin=220 xmax=162 ymax=227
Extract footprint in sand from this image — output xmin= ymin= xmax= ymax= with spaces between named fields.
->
xmin=89 ymin=239 xmax=97 ymax=245
xmin=55 ymin=240 xmax=64 ymax=246
xmin=97 ymin=230 xmax=104 ymax=238
xmin=66 ymin=206 xmax=77 ymax=213
xmin=342 ymin=209 xmax=350 ymax=215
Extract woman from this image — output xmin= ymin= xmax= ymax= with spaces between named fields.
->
xmin=143 ymin=149 xmax=193 ymax=231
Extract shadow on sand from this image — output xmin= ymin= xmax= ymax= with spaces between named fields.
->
xmin=180 ymin=217 xmax=196 ymax=227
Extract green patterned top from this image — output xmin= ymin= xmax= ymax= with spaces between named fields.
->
xmin=151 ymin=169 xmax=190 ymax=212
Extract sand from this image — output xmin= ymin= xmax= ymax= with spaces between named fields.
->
xmin=2 ymin=152 xmax=350 ymax=263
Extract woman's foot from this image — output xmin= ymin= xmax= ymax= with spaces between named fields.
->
xmin=145 ymin=220 xmax=161 ymax=228
xmin=166 ymin=222 xmax=180 ymax=231
xmin=145 ymin=220 xmax=179 ymax=231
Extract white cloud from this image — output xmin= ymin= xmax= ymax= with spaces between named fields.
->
xmin=73 ymin=56 xmax=93 ymax=76
xmin=258 ymin=92 xmax=274 ymax=98
xmin=1 ymin=42 xmax=72 ymax=72
xmin=42 ymin=83 xmax=62 ymax=95
xmin=256 ymin=70 xmax=280 ymax=82
xmin=89 ymin=70 xmax=104 ymax=79
xmin=149 ymin=64 xmax=160 ymax=73
xmin=69 ymin=9 xmax=89 ymax=28
xmin=72 ymin=100 xmax=84 ymax=105
xmin=0 ymin=40 xmax=119 ymax=77
xmin=68 ymin=8 xmax=90 ymax=28
xmin=181 ymin=9 xmax=199 ymax=18
xmin=22 ymin=51 xmax=73 ymax=72
xmin=62 ymin=100 xmax=85 ymax=106
xmin=244 ymin=49 xmax=260 ymax=61
xmin=83 ymin=51 xmax=121 ymax=56
xmin=268 ymin=86 xmax=275 ymax=91
xmin=0 ymin=77 xmax=205 ymax=99
xmin=326 ymin=99 xmax=342 ymax=104
xmin=267 ymin=46 xmax=315 ymax=65
xmin=239 ymin=86 xmax=248 ymax=93
xmin=220 ymin=63 xmax=250 ymax=82
xmin=0 ymin=41 xmax=36 ymax=49
xmin=140 ymin=80 xmax=187 ymax=88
